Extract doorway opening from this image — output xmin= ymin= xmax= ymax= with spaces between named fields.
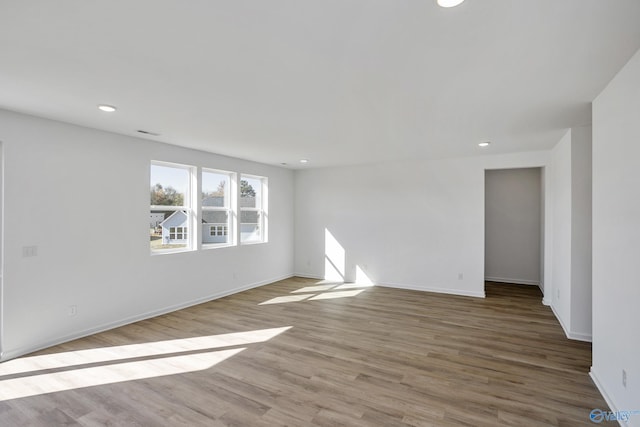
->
xmin=484 ymin=167 xmax=544 ymax=297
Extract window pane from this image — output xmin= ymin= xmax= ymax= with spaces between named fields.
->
xmin=240 ymin=177 xmax=261 ymax=208
xmin=150 ymin=162 xmax=191 ymax=253
xmin=240 ymin=175 xmax=265 ymax=244
xmin=151 ymin=209 xmax=189 ymax=251
xmin=202 ymin=170 xmax=232 ymax=247
xmin=241 ymin=210 xmax=261 ymax=243
xmin=202 ymin=171 xmax=229 ymax=208
xmin=150 ymin=164 xmax=188 ymax=206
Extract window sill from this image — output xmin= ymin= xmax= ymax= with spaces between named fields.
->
xmin=202 ymin=243 xmax=234 ymax=250
xmin=150 ymin=248 xmax=194 ymax=256
xmin=240 ymin=240 xmax=267 ymax=246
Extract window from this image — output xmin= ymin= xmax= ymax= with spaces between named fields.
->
xmin=150 ymin=162 xmax=193 ymax=253
xmin=209 ymin=225 xmax=228 ymax=236
xmin=240 ymin=175 xmax=267 ymax=244
xmin=150 ymin=164 xmax=266 ymax=251
xmin=202 ymin=169 xmax=234 ymax=247
xmin=170 ymin=227 xmax=188 ymax=240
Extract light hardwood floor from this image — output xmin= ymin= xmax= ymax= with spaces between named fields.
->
xmin=0 ymin=278 xmax=607 ymax=426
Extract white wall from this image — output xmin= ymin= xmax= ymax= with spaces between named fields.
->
xmin=549 ymin=130 xmax=572 ymax=332
xmin=592 ymin=48 xmax=640 ymax=422
xmin=485 ymin=168 xmax=541 ymax=286
xmin=294 ymin=151 xmax=549 ymax=298
xmin=570 ymin=125 xmax=592 ymax=340
xmin=547 ymin=126 xmax=593 ymax=342
xmin=0 ymin=109 xmax=294 ymax=361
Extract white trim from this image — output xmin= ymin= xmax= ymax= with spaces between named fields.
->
xmin=293 ymin=272 xmax=325 ymax=280
xmin=590 ymin=368 xmax=628 ymax=427
xmin=485 ymin=276 xmax=540 ymax=286
xmin=567 ymin=331 xmax=592 ymax=342
xmin=376 ymin=281 xmax=486 ymax=298
xmin=0 ymin=273 xmax=293 ymax=363
xmin=202 ymin=242 xmax=234 ymax=250
xmin=549 ymin=303 xmax=592 ymax=342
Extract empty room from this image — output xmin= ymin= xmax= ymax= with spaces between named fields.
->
xmin=1 ymin=1 xmax=639 ymax=426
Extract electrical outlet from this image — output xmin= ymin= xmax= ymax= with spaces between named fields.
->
xmin=458 ymin=273 xmax=464 ymax=280
xmin=557 ymin=288 xmax=560 ymax=299
xmin=623 ymin=369 xmax=627 ymax=387
xmin=22 ymin=246 xmax=38 ymax=257
xmin=68 ymin=305 xmax=77 ymax=316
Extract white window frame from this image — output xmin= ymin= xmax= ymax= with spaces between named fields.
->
xmin=201 ymin=168 xmax=236 ymax=249
xmin=150 ymin=161 xmax=196 ymax=255
xmin=240 ymin=174 xmax=268 ymax=245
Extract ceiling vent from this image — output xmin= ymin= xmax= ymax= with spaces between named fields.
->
xmin=137 ymin=130 xmax=160 ymax=136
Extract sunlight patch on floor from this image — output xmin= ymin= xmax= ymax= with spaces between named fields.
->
xmin=259 ymin=294 xmax=316 ymax=305
xmin=0 ymin=327 xmax=293 ymax=400
xmin=291 ymin=284 xmax=337 ymax=293
xmin=0 ymin=348 xmax=245 ymax=401
xmin=259 ymin=284 xmax=369 ymax=305
xmin=308 ymin=289 xmax=365 ymax=300
xmin=0 ymin=327 xmax=292 ymax=377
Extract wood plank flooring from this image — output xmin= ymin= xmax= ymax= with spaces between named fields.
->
xmin=0 ymin=278 xmax=607 ymax=426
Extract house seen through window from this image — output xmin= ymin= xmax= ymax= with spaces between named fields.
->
xmin=150 ymin=162 xmax=192 ymax=253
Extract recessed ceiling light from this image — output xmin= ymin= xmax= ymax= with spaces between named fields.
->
xmin=437 ymin=0 xmax=465 ymax=7
xmin=300 ymin=159 xmax=309 ymax=164
xmin=478 ymin=141 xmax=491 ymax=147
xmin=97 ymin=104 xmax=117 ymax=112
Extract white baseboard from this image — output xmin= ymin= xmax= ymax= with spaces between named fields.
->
xmin=590 ymin=368 xmax=628 ymax=427
xmin=0 ymin=273 xmax=293 ymax=362
xmin=549 ymin=303 xmax=592 ymax=342
xmin=567 ymin=330 xmax=592 ymax=342
xmin=485 ymin=276 xmax=540 ymax=286
xmin=292 ymin=272 xmax=325 ymax=280
xmin=377 ymin=281 xmax=486 ymax=298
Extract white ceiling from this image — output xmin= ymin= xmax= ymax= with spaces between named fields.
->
xmin=1 ymin=1 xmax=640 ymax=169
